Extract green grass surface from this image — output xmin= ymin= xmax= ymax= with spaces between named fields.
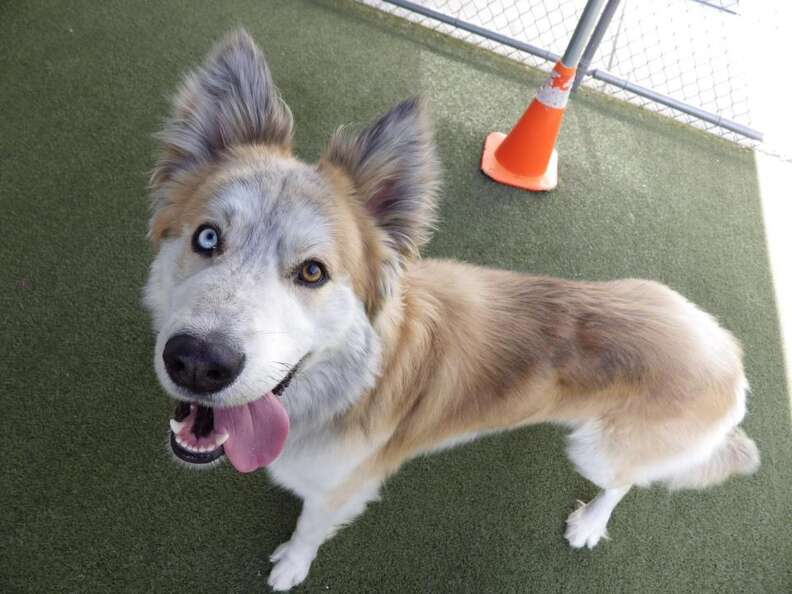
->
xmin=1 ymin=1 xmax=790 ymax=592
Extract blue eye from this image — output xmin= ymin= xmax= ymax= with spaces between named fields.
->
xmin=192 ymin=224 xmax=221 ymax=256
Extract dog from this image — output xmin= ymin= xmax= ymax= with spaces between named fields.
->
xmin=144 ymin=30 xmax=760 ymax=591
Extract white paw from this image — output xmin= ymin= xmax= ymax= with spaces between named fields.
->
xmin=269 ymin=540 xmax=292 ymax=563
xmin=268 ymin=542 xmax=314 ymax=591
xmin=564 ymin=500 xmax=610 ymax=549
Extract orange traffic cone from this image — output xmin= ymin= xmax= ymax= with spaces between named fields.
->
xmin=481 ymin=62 xmax=576 ymax=191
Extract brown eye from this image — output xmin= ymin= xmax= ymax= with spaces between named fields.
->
xmin=297 ymin=260 xmax=328 ymax=287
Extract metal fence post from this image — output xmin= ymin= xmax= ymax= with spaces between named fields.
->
xmin=561 ymin=0 xmax=608 ymax=68
xmin=572 ymin=0 xmax=623 ymax=92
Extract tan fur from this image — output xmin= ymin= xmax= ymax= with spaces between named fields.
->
xmin=327 ymin=258 xmax=747 ymax=499
xmin=319 ymin=162 xmax=389 ymax=317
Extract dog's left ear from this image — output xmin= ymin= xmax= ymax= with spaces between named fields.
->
xmin=151 ymin=29 xmax=293 ymax=192
xmin=324 ymin=98 xmax=439 ymax=258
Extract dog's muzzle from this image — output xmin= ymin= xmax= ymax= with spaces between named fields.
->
xmin=167 ymin=357 xmax=304 ymax=470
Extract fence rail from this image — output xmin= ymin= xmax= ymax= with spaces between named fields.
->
xmin=361 ymin=0 xmax=764 ymax=146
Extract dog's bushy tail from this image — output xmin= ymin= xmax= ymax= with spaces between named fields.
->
xmin=667 ymin=427 xmax=760 ymax=491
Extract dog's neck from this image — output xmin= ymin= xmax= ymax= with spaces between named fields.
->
xmin=335 ymin=267 xmax=434 ymax=442
xmin=277 ymin=287 xmax=394 ymax=443
xmin=280 ymin=272 xmax=409 ymax=442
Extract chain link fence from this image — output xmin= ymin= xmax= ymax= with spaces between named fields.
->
xmin=360 ymin=0 xmax=782 ymax=154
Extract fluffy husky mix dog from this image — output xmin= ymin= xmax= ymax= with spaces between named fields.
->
xmin=145 ymin=30 xmax=760 ymax=590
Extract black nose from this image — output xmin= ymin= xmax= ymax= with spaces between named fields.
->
xmin=162 ymin=334 xmax=245 ymax=394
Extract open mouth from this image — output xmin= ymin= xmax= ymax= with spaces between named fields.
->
xmin=169 ymin=402 xmax=228 ymax=464
xmin=168 ymin=361 xmax=300 ymax=471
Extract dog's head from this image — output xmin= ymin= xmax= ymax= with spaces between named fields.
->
xmin=144 ymin=30 xmax=438 ymax=472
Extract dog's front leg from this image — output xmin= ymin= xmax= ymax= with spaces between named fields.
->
xmin=267 ymin=481 xmax=380 ymax=591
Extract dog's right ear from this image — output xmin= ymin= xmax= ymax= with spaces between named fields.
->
xmin=150 ymin=29 xmax=293 ymax=193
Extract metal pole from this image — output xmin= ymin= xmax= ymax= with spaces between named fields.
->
xmin=561 ymin=0 xmax=608 ymax=67
xmin=572 ymin=0 xmax=622 ymax=92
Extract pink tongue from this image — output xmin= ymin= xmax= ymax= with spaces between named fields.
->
xmin=214 ymin=393 xmax=289 ymax=473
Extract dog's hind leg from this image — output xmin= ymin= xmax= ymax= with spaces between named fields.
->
xmin=563 ymin=421 xmax=634 ymax=549
xmin=562 ymin=382 xmax=758 ymax=550
xmin=268 ymin=480 xmax=381 ymax=591
xmin=564 ymin=485 xmax=631 ymax=549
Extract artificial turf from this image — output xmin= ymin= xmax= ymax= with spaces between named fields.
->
xmin=1 ymin=0 xmax=790 ymax=592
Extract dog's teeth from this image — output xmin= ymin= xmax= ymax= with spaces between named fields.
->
xmin=170 ymin=419 xmax=185 ymax=433
xmin=217 ymin=433 xmax=229 ymax=446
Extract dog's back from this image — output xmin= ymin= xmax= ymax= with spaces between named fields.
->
xmin=346 ymin=260 xmax=756 ymax=488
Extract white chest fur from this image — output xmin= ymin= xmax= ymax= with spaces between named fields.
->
xmin=267 ymin=427 xmax=379 ymax=499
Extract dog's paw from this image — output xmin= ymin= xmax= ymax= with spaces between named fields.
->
xmin=564 ymin=500 xmax=610 ymax=549
xmin=268 ymin=542 xmax=313 ymax=591
xmin=269 ymin=540 xmax=292 ymax=564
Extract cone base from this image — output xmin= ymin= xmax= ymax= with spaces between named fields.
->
xmin=480 ymin=132 xmax=558 ymax=192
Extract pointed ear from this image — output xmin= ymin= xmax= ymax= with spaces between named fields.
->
xmin=324 ymin=98 xmax=440 ymax=258
xmin=151 ymin=29 xmax=293 ymax=190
